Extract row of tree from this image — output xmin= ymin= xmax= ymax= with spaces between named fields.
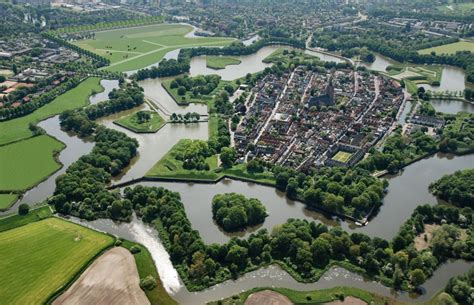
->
xmin=0 ymin=76 xmax=81 ymax=121
xmin=133 ymin=37 xmax=305 ymax=81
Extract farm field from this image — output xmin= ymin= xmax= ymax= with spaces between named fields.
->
xmin=0 ymin=217 xmax=114 ymax=305
xmin=73 ymin=23 xmax=235 ymax=72
xmin=0 ymin=194 xmax=18 ymax=210
xmin=114 ymin=110 xmax=166 ymax=133
xmin=0 ymin=77 xmax=102 ymax=145
xmin=206 ymin=56 xmax=242 ymax=69
xmin=332 ymin=151 xmax=353 ymax=163
xmin=0 ymin=205 xmax=52 ymax=233
xmin=418 ymin=41 xmax=474 ymax=55
xmin=0 ymin=135 xmax=65 ymax=191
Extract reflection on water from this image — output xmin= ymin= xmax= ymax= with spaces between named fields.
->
xmin=360 ymin=54 xmax=398 ymax=72
xmin=430 ymin=99 xmax=474 ymax=114
xmin=419 ymin=66 xmax=467 ymax=93
xmin=89 ymin=80 xmax=119 ymax=105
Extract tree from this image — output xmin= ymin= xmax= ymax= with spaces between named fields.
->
xmin=18 ymin=203 xmax=29 ymax=215
xmin=177 ymin=86 xmax=187 ymax=96
xmin=409 ymin=268 xmax=426 ymax=287
xmin=220 ymin=147 xmax=236 ymax=168
xmin=311 ymin=237 xmax=331 ymax=267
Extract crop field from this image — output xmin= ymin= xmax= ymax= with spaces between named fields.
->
xmin=0 ymin=77 xmax=102 ymax=145
xmin=0 ymin=194 xmax=18 ymax=210
xmin=332 ymin=151 xmax=353 ymax=163
xmin=0 ymin=135 xmax=65 ymax=191
xmin=418 ymin=41 xmax=474 ymax=55
xmin=0 ymin=217 xmax=113 ymax=305
xmin=206 ymin=56 xmax=242 ymax=69
xmin=114 ymin=110 xmax=166 ymax=133
xmin=74 ymin=24 xmax=235 ymax=72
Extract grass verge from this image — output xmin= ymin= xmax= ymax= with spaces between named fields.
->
xmin=0 ymin=194 xmax=19 ymax=210
xmin=121 ymin=240 xmax=178 ymax=305
xmin=0 ymin=205 xmax=52 ymax=232
xmin=206 ymin=56 xmax=241 ymax=69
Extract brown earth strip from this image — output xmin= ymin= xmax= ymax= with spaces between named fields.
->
xmin=245 ymin=290 xmax=293 ymax=305
xmin=323 ymin=296 xmax=367 ymax=305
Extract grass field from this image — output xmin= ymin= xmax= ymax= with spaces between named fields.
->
xmin=332 ymin=151 xmax=353 ymax=163
xmin=0 ymin=135 xmax=65 ymax=191
xmin=206 ymin=56 xmax=242 ymax=69
xmin=263 ymin=47 xmax=317 ymax=64
xmin=73 ymin=23 xmax=235 ymax=72
xmin=121 ymin=240 xmax=178 ymax=305
xmin=418 ymin=41 xmax=474 ymax=55
xmin=208 ymin=286 xmax=402 ymax=305
xmin=0 ymin=77 xmax=103 ymax=145
xmin=114 ymin=110 xmax=166 ymax=133
xmin=0 ymin=205 xmax=52 ymax=233
xmin=0 ymin=194 xmax=18 ymax=210
xmin=0 ymin=217 xmax=114 ymax=305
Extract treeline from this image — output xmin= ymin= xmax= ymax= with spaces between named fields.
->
xmin=134 ymin=37 xmax=305 ymax=81
xmin=429 ymin=169 xmax=474 ymax=208
xmin=53 ymin=16 xmax=163 ymax=34
xmin=212 ymin=193 xmax=267 ymax=231
xmin=42 ymin=32 xmax=110 ymax=67
xmin=59 ymin=82 xmax=144 ymax=137
xmin=444 ymin=267 xmax=474 ymax=305
xmin=121 ymin=185 xmax=472 ymax=291
xmin=0 ymin=76 xmax=81 ymax=121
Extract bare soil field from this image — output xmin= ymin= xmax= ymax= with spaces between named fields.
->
xmin=414 ymin=224 xmax=440 ymax=251
xmin=53 ymin=247 xmax=150 ymax=305
xmin=245 ymin=290 xmax=293 ymax=305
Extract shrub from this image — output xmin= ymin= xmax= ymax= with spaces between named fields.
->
xmin=139 ymin=275 xmax=157 ymax=291
xmin=114 ymin=239 xmax=123 ymax=246
xmin=130 ymin=245 xmax=141 ymax=254
xmin=18 ymin=204 xmax=30 ymax=216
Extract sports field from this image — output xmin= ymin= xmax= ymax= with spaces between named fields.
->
xmin=418 ymin=41 xmax=474 ymax=55
xmin=332 ymin=151 xmax=353 ymax=163
xmin=0 ymin=217 xmax=113 ymax=305
xmin=0 ymin=135 xmax=65 ymax=191
xmin=74 ymin=23 xmax=235 ymax=72
xmin=0 ymin=77 xmax=102 ymax=145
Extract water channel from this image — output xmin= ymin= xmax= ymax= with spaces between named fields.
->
xmin=9 ymin=44 xmax=474 ymax=303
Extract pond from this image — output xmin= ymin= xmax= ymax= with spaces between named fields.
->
xmin=430 ymin=99 xmax=474 ymax=114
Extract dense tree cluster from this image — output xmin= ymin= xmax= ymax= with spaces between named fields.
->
xmin=170 ymin=112 xmax=201 ymax=123
xmin=122 ymin=186 xmax=472 ymax=292
xmin=429 ymin=169 xmax=474 ymax=208
xmin=171 ymin=75 xmax=221 ymax=97
xmin=59 ymin=82 xmax=144 ymax=136
xmin=272 ymin=166 xmax=388 ymax=219
xmin=445 ymin=268 xmax=474 ymax=305
xmin=176 ymin=140 xmax=213 ymax=171
xmin=134 ymin=37 xmax=304 ymax=81
xmin=51 ymin=126 xmax=138 ymax=220
xmin=212 ymin=193 xmax=267 ymax=231
xmin=439 ymin=113 xmax=474 ymax=154
xmin=0 ymin=76 xmax=81 ymax=121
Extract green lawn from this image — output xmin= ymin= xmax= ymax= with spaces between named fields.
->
xmin=206 ymin=56 xmax=241 ymax=69
xmin=0 ymin=217 xmax=114 ymax=305
xmin=73 ymin=23 xmax=235 ymax=72
xmin=122 ymin=240 xmax=178 ymax=305
xmin=0 ymin=194 xmax=18 ymax=210
xmin=0 ymin=77 xmax=103 ymax=145
xmin=0 ymin=135 xmax=65 ymax=191
xmin=263 ymin=47 xmax=317 ymax=64
xmin=418 ymin=41 xmax=474 ymax=55
xmin=114 ymin=110 xmax=166 ymax=133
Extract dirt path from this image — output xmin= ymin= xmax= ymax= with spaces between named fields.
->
xmin=53 ymin=247 xmax=150 ymax=305
xmin=245 ymin=290 xmax=293 ymax=305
